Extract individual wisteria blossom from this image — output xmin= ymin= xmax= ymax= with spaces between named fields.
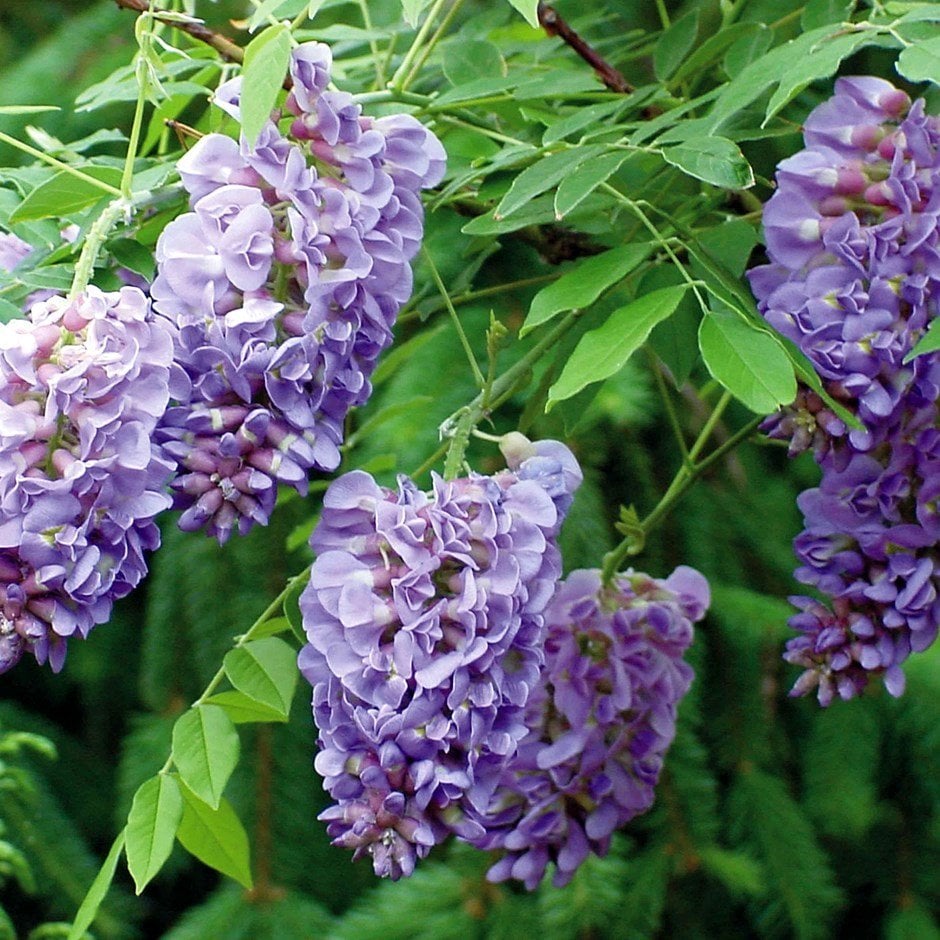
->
xmin=298 ymin=439 xmax=581 ymax=880
xmin=0 ymin=286 xmax=175 ymax=673
xmin=747 ymin=76 xmax=940 ymax=704
xmin=152 ymin=40 xmax=445 ymax=543
xmin=468 ymin=565 xmax=708 ymax=889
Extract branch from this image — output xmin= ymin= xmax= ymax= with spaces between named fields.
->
xmin=113 ymin=0 xmax=246 ymax=64
xmin=537 ymin=3 xmax=633 ymax=94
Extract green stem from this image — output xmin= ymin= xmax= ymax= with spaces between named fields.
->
xmin=399 ymin=273 xmax=558 ymax=324
xmin=152 ymin=567 xmax=311 ymax=777
xmin=602 ymin=184 xmax=709 ymax=313
xmin=388 ymin=0 xmax=450 ymax=92
xmin=647 ymin=347 xmax=688 ymax=460
xmin=0 ymin=130 xmax=122 ymax=196
xmin=192 ymin=568 xmax=310 ymax=709
xmin=423 ymin=246 xmax=486 ymax=388
xmin=654 ymin=0 xmax=671 ymax=29
xmin=357 ymin=0 xmax=386 ymax=87
xmin=435 ymin=112 xmax=529 ymax=147
xmin=410 ymin=440 xmax=450 ymax=480
xmin=442 ymin=408 xmax=475 ymax=480
xmin=403 ymin=0 xmax=467 ymax=89
xmin=437 ymin=310 xmax=580 ymax=449
xmin=68 ymin=199 xmax=131 ymax=299
xmin=120 ymin=71 xmax=148 ymax=199
xmin=601 ymin=397 xmax=761 ymax=583
xmin=352 ymin=89 xmax=431 ymax=106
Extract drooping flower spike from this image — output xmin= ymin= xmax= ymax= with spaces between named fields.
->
xmin=469 ymin=565 xmax=708 ymax=889
xmin=153 ymin=41 xmax=446 ymax=542
xmin=298 ymin=439 xmax=581 ymax=879
xmin=0 ymin=287 xmax=175 ymax=673
xmin=748 ymin=76 xmax=940 ymax=703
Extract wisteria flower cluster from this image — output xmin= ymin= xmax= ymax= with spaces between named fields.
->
xmin=748 ymin=77 xmax=940 ymax=705
xmin=468 ymin=565 xmax=708 ymax=889
xmin=297 ymin=439 xmax=582 ymax=880
xmin=152 ymin=41 xmax=445 ymax=542
xmin=0 ymin=286 xmax=175 ymax=673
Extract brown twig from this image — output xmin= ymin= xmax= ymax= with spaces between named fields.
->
xmin=537 ymin=3 xmax=633 ymax=94
xmin=113 ymin=0 xmax=246 ymax=64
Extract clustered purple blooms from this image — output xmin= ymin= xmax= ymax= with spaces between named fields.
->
xmin=467 ymin=565 xmax=707 ymax=889
xmin=747 ymin=77 xmax=940 ymax=705
xmin=0 ymin=286 xmax=175 ymax=673
xmin=298 ymin=440 xmax=582 ymax=880
xmin=152 ymin=41 xmax=445 ymax=542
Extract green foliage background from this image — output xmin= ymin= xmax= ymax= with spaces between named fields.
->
xmin=0 ymin=0 xmax=938 ymax=937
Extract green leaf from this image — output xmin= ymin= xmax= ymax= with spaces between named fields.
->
xmin=402 ymin=0 xmax=435 ymax=26
xmin=0 ymin=298 xmax=23 ymax=324
xmin=108 ymin=238 xmax=155 ymax=281
xmin=763 ymin=30 xmax=878 ymax=124
xmin=802 ymin=0 xmax=855 ymax=29
xmin=522 ymin=242 xmax=653 ymax=337
xmin=706 ymin=25 xmax=870 ymax=132
xmin=670 ymin=22 xmax=758 ymax=84
xmin=654 ymin=11 xmax=699 ymax=82
xmin=10 ymin=167 xmax=122 ymax=222
xmin=513 ymin=70 xmax=600 ymax=100
xmin=203 ymin=690 xmax=289 ymax=724
xmin=691 ymin=218 xmax=758 ymax=278
xmin=698 ymin=307 xmax=796 ymax=413
xmin=171 ymin=705 xmax=239 ymax=809
xmin=247 ymin=0 xmax=308 ymax=32
xmin=176 ymin=784 xmax=253 ymax=889
xmin=65 ymin=830 xmax=125 ymax=940
xmin=15 ymin=264 xmax=74 ymax=291
xmin=494 ymin=145 xmax=606 ymax=220
xmin=0 ymin=106 xmax=60 ymax=116
xmin=896 ymin=36 xmax=940 ymax=84
xmin=723 ymin=24 xmax=774 ymax=77
xmin=223 ymin=637 xmax=298 ymax=719
xmin=904 ymin=318 xmax=940 ymax=362
xmin=554 ymin=151 xmax=630 ymax=218
xmin=548 ymin=285 xmax=689 ymax=407
xmin=283 ymin=573 xmax=309 ymax=646
xmin=642 ymin=266 xmax=702 ymax=386
xmin=125 ymin=774 xmax=183 ymax=894
xmin=442 ymin=41 xmax=505 ymax=85
xmin=248 ymin=614 xmax=293 ymax=639
xmin=661 ymin=137 xmax=754 ymax=189
xmin=505 ymin=0 xmax=539 ymax=28
xmin=461 ymin=195 xmax=557 ymax=235
xmin=543 ymin=100 xmax=630 ymax=146
xmin=430 ymin=75 xmax=518 ymax=108
xmin=240 ymin=24 xmax=292 ymax=146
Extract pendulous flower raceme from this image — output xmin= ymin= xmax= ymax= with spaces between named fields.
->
xmin=748 ymin=76 xmax=940 ymax=705
xmin=298 ymin=439 xmax=582 ymax=880
xmin=467 ymin=565 xmax=708 ymax=889
xmin=152 ymin=41 xmax=445 ymax=543
xmin=0 ymin=286 xmax=175 ymax=673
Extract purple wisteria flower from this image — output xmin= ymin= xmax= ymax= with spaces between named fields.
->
xmin=298 ymin=439 xmax=581 ymax=880
xmin=467 ymin=565 xmax=708 ymax=889
xmin=0 ymin=286 xmax=175 ymax=673
xmin=748 ymin=77 xmax=940 ymax=704
xmin=152 ymin=41 xmax=445 ymax=543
